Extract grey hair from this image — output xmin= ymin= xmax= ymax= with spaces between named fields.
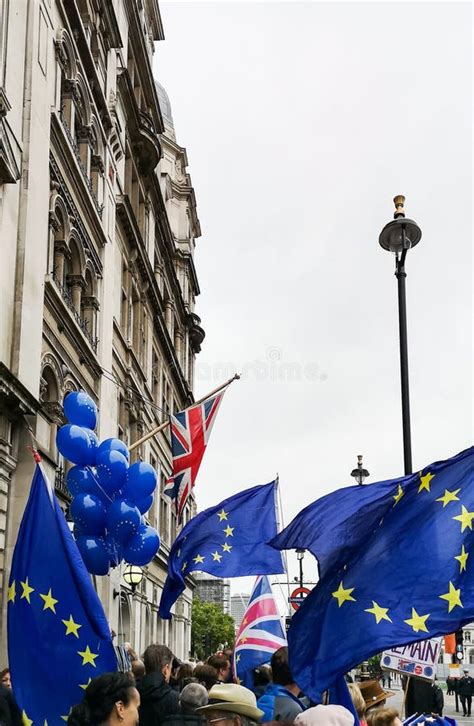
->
xmin=180 ymin=683 xmax=209 ymax=713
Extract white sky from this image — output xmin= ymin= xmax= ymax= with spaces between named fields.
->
xmin=153 ymin=1 xmax=473 ymax=613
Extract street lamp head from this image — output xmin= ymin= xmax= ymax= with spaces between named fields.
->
xmin=351 ymin=454 xmax=370 ymax=485
xmin=379 ymin=195 xmax=422 ymax=254
xmin=123 ymin=563 xmax=143 ymax=593
xmin=296 ymin=549 xmax=305 ymax=561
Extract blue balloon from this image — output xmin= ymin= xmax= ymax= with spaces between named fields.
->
xmin=70 ymin=492 xmax=107 ymax=535
xmin=96 ymin=449 xmax=128 ymax=495
xmin=63 ymin=391 xmax=98 ymax=430
xmin=135 ymin=494 xmax=154 ymax=515
xmin=82 ymin=428 xmax=99 ymax=466
xmin=76 ymin=535 xmax=109 ymax=576
xmin=123 ymin=461 xmax=157 ymax=501
xmin=98 ymin=438 xmax=130 ymax=462
xmin=106 ymin=499 xmax=141 ymax=544
xmin=56 ymin=424 xmax=91 ymax=465
xmin=66 ymin=466 xmax=98 ymax=497
xmin=123 ymin=524 xmax=160 ymax=566
xmin=104 ymin=533 xmax=123 ymax=568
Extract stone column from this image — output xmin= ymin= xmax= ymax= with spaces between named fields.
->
xmin=75 ymin=124 xmax=93 ymax=178
xmin=53 ymin=240 xmax=69 ymax=286
xmin=66 ymin=274 xmax=85 ymax=315
xmin=165 ymin=300 xmax=174 ymax=338
xmin=81 ymin=294 xmax=100 ymax=341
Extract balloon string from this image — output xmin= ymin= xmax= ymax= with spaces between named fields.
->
xmin=85 ymin=465 xmax=115 ymax=504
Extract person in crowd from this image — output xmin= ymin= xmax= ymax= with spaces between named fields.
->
xmin=68 ymin=672 xmax=140 ymax=726
xmin=257 ymin=646 xmax=306 ymax=722
xmin=458 ymin=668 xmax=474 ymax=717
xmin=196 ymin=683 xmax=264 ymax=726
xmin=366 ymin=707 xmax=402 ymax=726
xmin=294 ymin=704 xmax=354 ymax=726
xmin=176 ymin=664 xmax=196 ymax=690
xmin=0 ymin=682 xmax=22 ymax=726
xmin=194 ymin=664 xmax=219 ymax=692
xmin=138 ymin=644 xmax=181 ymax=726
xmin=446 ymin=676 xmax=453 ymax=696
xmin=161 ymin=683 xmax=209 ymax=726
xmin=0 ymin=669 xmax=11 ymax=689
xmin=252 ymin=666 xmax=272 ymax=699
xmin=358 ymin=680 xmax=394 ymax=714
xmin=207 ymin=654 xmax=231 ymax=684
xmin=348 ymin=683 xmax=366 ymax=726
xmin=430 ymin=677 xmax=444 ymax=716
xmin=125 ymin=645 xmax=146 ymax=683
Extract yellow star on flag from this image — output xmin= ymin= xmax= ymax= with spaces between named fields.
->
xmin=78 ymin=645 xmax=99 ymax=667
xmin=8 ymin=581 xmax=15 ymax=603
xmin=223 ymin=525 xmax=234 ymax=537
xmin=212 ymin=551 xmax=222 ymax=562
xmin=22 ymin=711 xmax=33 ymax=726
xmin=222 ymin=542 xmax=232 ymax=553
xmin=418 ymin=471 xmax=435 ymax=493
xmin=455 ymin=545 xmax=469 ymax=573
xmin=453 ymin=506 xmax=474 ymax=533
xmin=40 ymin=588 xmax=58 ymax=613
xmin=217 ymin=508 xmax=228 ymax=521
xmin=404 ymin=608 xmax=430 ymax=633
xmin=61 ymin=709 xmax=72 ymax=722
xmin=20 ymin=578 xmax=34 ymax=603
xmin=79 ymin=678 xmax=92 ymax=690
xmin=393 ymin=485 xmax=404 ymax=506
xmin=181 ymin=562 xmax=188 ymax=572
xmin=439 ymin=581 xmax=463 ymax=613
xmin=62 ymin=614 xmax=82 ymax=638
xmin=193 ymin=554 xmax=205 ymax=564
xmin=236 ymin=654 xmax=241 ymax=663
xmin=436 ymin=488 xmax=461 ymax=508
xmin=365 ymin=600 xmax=392 ymax=624
xmin=331 ymin=581 xmax=356 ymax=607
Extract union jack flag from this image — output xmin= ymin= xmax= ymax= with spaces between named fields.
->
xmin=164 ymin=392 xmax=225 ymax=521
xmin=234 ymin=575 xmax=287 ymax=687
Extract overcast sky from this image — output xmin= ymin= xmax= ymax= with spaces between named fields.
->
xmin=153 ymin=1 xmax=472 ymax=607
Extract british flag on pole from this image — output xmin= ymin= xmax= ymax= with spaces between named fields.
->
xmin=164 ymin=392 xmax=225 ymax=520
xmin=234 ymin=575 xmax=287 ymax=687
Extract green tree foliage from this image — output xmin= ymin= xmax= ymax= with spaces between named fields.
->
xmin=191 ymin=597 xmax=236 ymax=659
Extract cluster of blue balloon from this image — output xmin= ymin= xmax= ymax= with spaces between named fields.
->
xmin=56 ymin=391 xmax=161 ymax=576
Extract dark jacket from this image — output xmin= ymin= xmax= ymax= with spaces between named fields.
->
xmin=257 ymin=683 xmax=305 ymax=723
xmin=458 ymin=676 xmax=474 ymax=697
xmin=0 ymin=685 xmax=22 ymax=726
xmin=138 ymin=671 xmax=181 ymax=726
xmin=161 ymin=714 xmax=206 ymax=726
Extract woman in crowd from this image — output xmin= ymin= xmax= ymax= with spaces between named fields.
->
xmin=366 ymin=707 xmax=402 ymax=726
xmin=68 ymin=672 xmax=140 ymax=726
xmin=348 ymin=683 xmax=367 ymax=726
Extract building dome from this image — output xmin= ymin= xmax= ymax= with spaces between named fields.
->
xmin=156 ymin=80 xmax=176 ymax=140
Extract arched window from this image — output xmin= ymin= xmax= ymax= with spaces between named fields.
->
xmin=81 ymin=267 xmax=99 ymax=345
xmin=118 ymin=593 xmax=132 ymax=645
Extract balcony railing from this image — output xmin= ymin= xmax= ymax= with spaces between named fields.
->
xmin=59 ymin=113 xmax=104 ymax=219
xmin=54 ymin=466 xmax=71 ymax=501
xmin=51 ymin=272 xmax=99 ymax=353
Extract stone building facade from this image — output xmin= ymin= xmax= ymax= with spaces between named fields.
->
xmin=0 ymin=0 xmax=204 ymax=662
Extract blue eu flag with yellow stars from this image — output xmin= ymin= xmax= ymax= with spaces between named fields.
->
xmin=7 ymin=465 xmax=117 ymax=725
xmin=271 ymin=447 xmax=474 ymax=701
xmin=159 ymin=480 xmax=284 ymax=618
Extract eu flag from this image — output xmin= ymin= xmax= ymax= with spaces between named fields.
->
xmin=159 ymin=481 xmax=285 ymax=618
xmin=271 ymin=447 xmax=474 ymax=701
xmin=7 ymin=465 xmax=117 ymax=725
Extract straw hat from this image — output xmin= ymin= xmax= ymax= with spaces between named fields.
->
xmin=196 ymin=683 xmax=264 ymax=721
xmin=358 ymin=680 xmax=394 ymax=708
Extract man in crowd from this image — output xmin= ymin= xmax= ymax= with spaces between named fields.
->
xmin=197 ymin=683 xmax=264 ymax=726
xmin=138 ymin=644 xmax=181 ymax=726
xmin=207 ymin=654 xmax=231 ymax=685
xmin=257 ymin=646 xmax=306 ymax=722
xmin=458 ymin=668 xmax=474 ymax=717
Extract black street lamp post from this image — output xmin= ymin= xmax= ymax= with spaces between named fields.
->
xmin=296 ymin=549 xmax=305 ymax=590
xmin=351 ymin=455 xmax=370 ymax=485
xmin=379 ymin=195 xmax=422 ymax=476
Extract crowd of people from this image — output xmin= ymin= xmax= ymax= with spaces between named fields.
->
xmin=68 ymin=644 xmax=405 ymax=726
xmin=0 ymin=643 xmax=457 ymax=726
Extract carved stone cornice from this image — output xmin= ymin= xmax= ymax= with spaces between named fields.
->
xmin=91 ymin=154 xmax=105 ymax=174
xmin=66 ymin=273 xmax=86 ymax=290
xmin=75 ymin=123 xmax=94 ymax=145
xmin=61 ymin=78 xmax=78 ymax=100
xmin=41 ymin=401 xmax=65 ymax=425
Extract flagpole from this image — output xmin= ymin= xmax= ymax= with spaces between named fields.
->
xmin=275 ymin=475 xmax=292 ymax=616
xmin=128 ymin=373 xmax=240 ymax=452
